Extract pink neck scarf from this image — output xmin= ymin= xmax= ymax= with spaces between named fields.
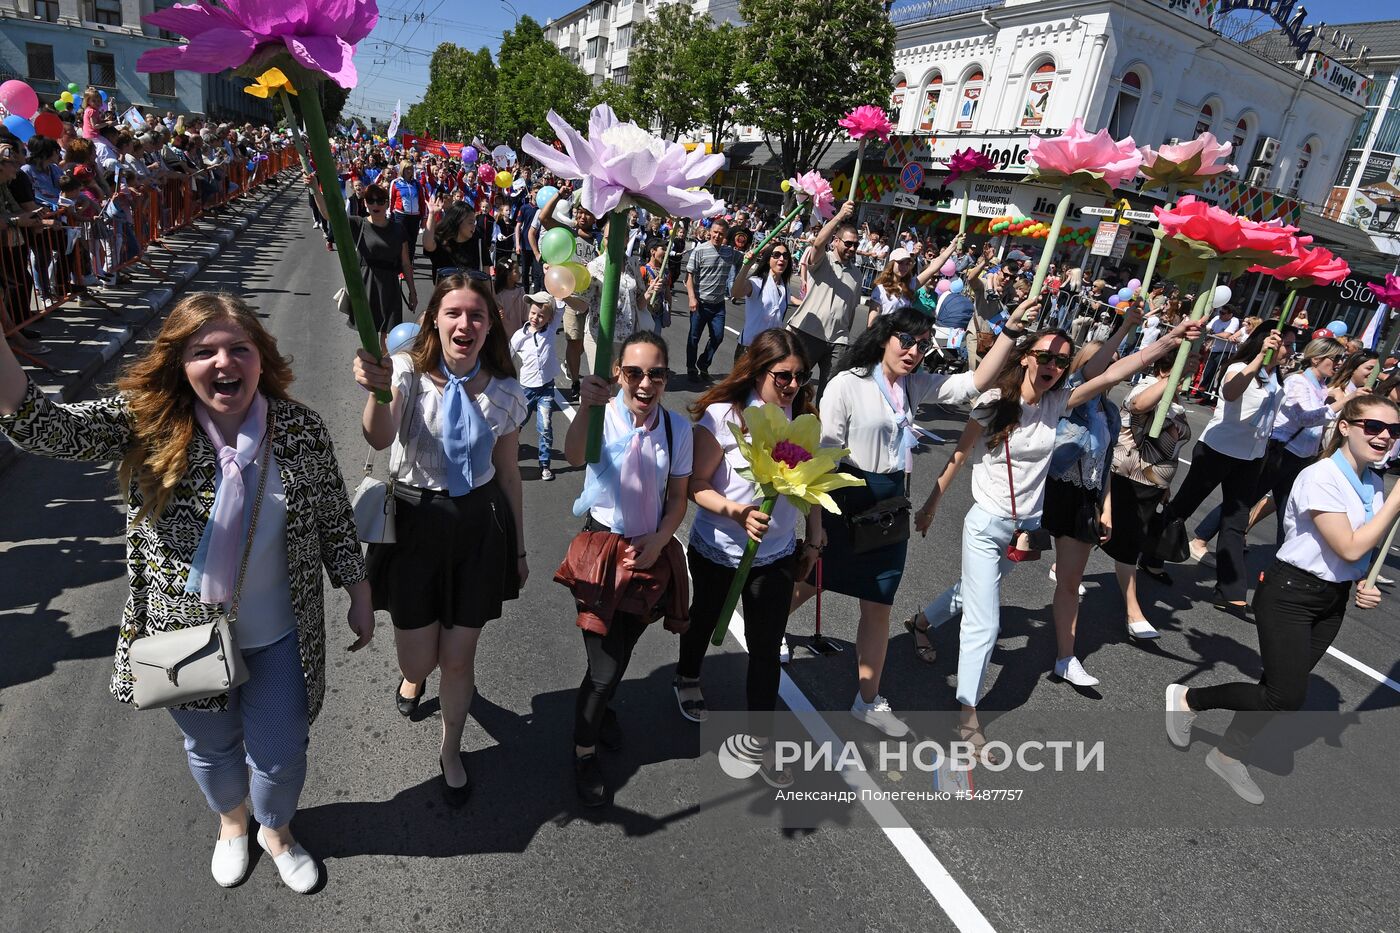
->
xmin=189 ymin=392 xmax=269 ymax=606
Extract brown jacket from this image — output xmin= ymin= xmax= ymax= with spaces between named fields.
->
xmin=554 ymin=530 xmax=689 ymax=635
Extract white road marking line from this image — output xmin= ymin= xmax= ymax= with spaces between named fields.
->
xmin=726 ymin=325 xmax=741 ymax=338
xmin=553 ymin=388 xmax=577 ymax=422
xmin=1325 ymin=646 xmax=1400 ymax=695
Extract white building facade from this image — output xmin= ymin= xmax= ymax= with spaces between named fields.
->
xmin=543 ymin=0 xmax=740 ymax=88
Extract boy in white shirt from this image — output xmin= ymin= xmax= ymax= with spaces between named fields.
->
xmin=511 ymin=292 xmax=562 ymax=480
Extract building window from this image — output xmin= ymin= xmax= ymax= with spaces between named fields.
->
xmin=612 ymin=66 xmax=629 ymax=85
xmin=1287 ymin=142 xmax=1312 ymax=196
xmin=85 ymin=0 xmax=123 ymax=26
xmin=32 ymin=0 xmax=59 ymax=23
xmin=1019 ymin=60 xmax=1055 ymax=129
xmin=586 ymin=36 xmax=608 ymax=59
xmin=956 ymin=69 xmax=984 ymax=130
xmin=149 ymin=71 xmax=176 ymax=97
xmin=1107 ymin=71 xmax=1141 ymax=139
xmin=1193 ymin=102 xmax=1214 ymax=138
xmin=890 ymin=79 xmax=907 ymax=121
xmin=88 ymin=51 xmax=116 ymax=88
xmin=916 ymin=73 xmax=942 ymax=133
xmin=1231 ymin=117 xmax=1248 ymax=154
xmin=615 ymin=24 xmax=631 ymax=50
xmin=27 ymin=43 xmax=56 ymax=81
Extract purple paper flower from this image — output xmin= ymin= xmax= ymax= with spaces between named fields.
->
xmin=136 ymin=0 xmax=379 ymax=90
xmin=521 ymin=105 xmax=725 ymax=219
xmin=945 ymin=148 xmax=995 ymax=185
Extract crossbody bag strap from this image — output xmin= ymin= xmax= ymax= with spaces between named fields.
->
xmin=227 ymin=420 xmax=274 ymax=622
xmin=1005 ymin=436 xmax=1018 ymax=523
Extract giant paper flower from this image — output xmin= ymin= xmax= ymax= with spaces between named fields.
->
xmin=1248 ymin=243 xmax=1349 ymax=288
xmin=243 ymin=66 xmax=296 ymax=98
xmin=839 ymin=105 xmax=895 ymax=142
xmin=1368 ymin=273 xmax=1400 ymax=306
xmin=945 ymin=147 xmax=995 ymax=185
xmin=730 ymin=405 xmax=864 ymax=515
xmin=1028 ymin=117 xmax=1143 ymax=191
xmin=521 ymin=105 xmax=725 ymax=220
xmin=1154 ymin=195 xmax=1299 ymax=275
xmin=1138 ymin=132 xmax=1236 ymax=190
xmin=789 ymin=170 xmax=835 ymax=221
xmin=136 ymin=0 xmax=379 ymax=89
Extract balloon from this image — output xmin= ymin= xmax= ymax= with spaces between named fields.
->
xmin=562 ymin=261 xmax=592 ymax=293
xmin=934 ymin=279 xmax=951 ymax=295
xmin=386 ymin=322 xmax=420 ymax=355
xmin=780 ymin=179 xmax=791 ymax=192
xmin=98 ymin=89 xmax=108 ymax=104
xmin=1325 ymin=320 xmax=1348 ymax=337
xmin=32 ymin=112 xmax=63 ymax=139
xmin=461 ymin=145 xmax=478 ymax=164
xmin=939 ymin=260 xmax=956 ymax=277
xmin=495 ymin=169 xmax=514 ymax=189
xmin=1313 ymin=328 xmax=1334 ymax=340
xmin=1212 ymin=285 xmax=1232 ymax=309
xmin=477 ymin=164 xmax=496 ymax=185
xmin=949 ymin=278 xmax=965 ymax=294
xmin=2 ymin=115 xmax=35 ymax=143
xmin=544 ymin=264 xmax=576 ymax=299
xmin=535 ymin=185 xmax=559 ymax=209
xmin=1107 ymin=295 xmax=1122 ymax=307
xmin=539 ymin=226 xmax=577 ymax=265
xmin=0 ymin=80 xmax=39 ymax=120
xmin=1117 ymin=287 xmax=1133 ymax=301
xmin=1127 ymin=278 xmax=1142 ymax=291
xmin=67 ymin=82 xmax=80 ymax=94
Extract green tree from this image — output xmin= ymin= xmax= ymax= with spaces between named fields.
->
xmin=409 ymin=42 xmax=498 ymax=141
xmin=736 ymin=0 xmax=895 ymax=179
xmin=497 ymin=42 xmax=592 ymax=140
xmin=689 ymin=21 xmax=743 ymax=151
xmin=627 ymin=0 xmax=703 ymax=139
xmin=585 ymin=79 xmax=639 ymax=123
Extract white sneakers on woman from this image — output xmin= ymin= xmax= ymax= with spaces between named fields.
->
xmin=210 ymin=834 xmax=249 ymax=887
xmin=256 ymin=828 xmax=319 ymax=894
xmin=850 ymin=693 xmax=910 ymax=737
xmin=1052 ymin=656 xmax=1099 ymax=687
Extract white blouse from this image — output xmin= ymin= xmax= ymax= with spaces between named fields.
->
xmin=819 ymin=369 xmax=978 ymax=475
xmin=969 ymin=386 xmax=1073 ymax=520
xmin=1200 ymin=363 xmax=1282 ymax=461
xmin=740 ymin=275 xmax=789 ymax=346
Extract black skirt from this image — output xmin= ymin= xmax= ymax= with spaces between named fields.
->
xmin=1100 ymin=472 xmax=1168 ymax=566
xmin=1040 ymin=476 xmax=1103 ymax=544
xmin=808 ymin=469 xmax=907 ymax=606
xmin=366 ymin=477 xmax=520 ymax=629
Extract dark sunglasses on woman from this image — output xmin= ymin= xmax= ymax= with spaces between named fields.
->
xmin=620 ymin=366 xmax=669 ymax=384
xmin=1031 ymin=350 xmax=1073 ymax=369
xmin=1347 ymin=418 xmax=1400 ymax=439
xmin=768 ymin=368 xmax=811 ymax=388
xmin=895 ymin=332 xmax=934 ymax=355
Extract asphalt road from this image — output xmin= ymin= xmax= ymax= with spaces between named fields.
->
xmin=2 ymin=183 xmax=1397 ymax=932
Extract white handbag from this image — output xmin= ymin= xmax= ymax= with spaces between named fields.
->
xmin=129 ymin=429 xmax=271 ymax=711
xmin=350 ymin=371 xmax=417 ymax=545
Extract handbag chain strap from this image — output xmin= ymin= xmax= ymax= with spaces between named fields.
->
xmin=227 ymin=422 xmax=273 ymax=623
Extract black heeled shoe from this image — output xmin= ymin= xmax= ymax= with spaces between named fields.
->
xmin=395 ymin=678 xmax=424 ymax=717
xmin=439 ymin=753 xmax=471 ymax=808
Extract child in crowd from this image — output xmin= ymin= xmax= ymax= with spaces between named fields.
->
xmin=511 ymin=292 xmax=562 ymax=481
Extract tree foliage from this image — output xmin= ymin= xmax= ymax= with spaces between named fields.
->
xmin=497 ymin=43 xmax=593 ymax=141
xmin=407 ymin=42 xmax=498 ymax=140
xmin=735 ymin=0 xmax=895 ymax=178
xmin=585 ymin=80 xmax=639 ymax=123
xmin=689 ymin=21 xmax=744 ymax=151
xmin=627 ymin=0 xmax=703 ymax=140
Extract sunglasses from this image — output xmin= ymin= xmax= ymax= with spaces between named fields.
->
xmin=894 ymin=332 xmax=934 ymax=354
xmin=770 ymin=251 xmax=790 ymax=260
xmin=365 ymin=199 xmax=388 ymax=207
xmin=839 ymin=239 xmax=859 ymax=248
xmin=620 ymin=366 xmax=669 ymax=384
xmin=1347 ymin=418 xmax=1400 ymax=439
xmin=1031 ymin=351 xmax=1073 ymax=369
xmin=768 ymin=368 xmax=812 ymax=388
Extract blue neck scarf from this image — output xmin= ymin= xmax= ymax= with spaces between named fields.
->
xmin=440 ymin=360 xmax=492 ymax=496
xmin=874 ymin=369 xmax=918 ymax=471
xmin=1330 ymin=450 xmax=1378 ymax=522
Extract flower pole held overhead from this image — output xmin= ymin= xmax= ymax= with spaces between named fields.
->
xmin=1025 ymin=117 xmax=1144 ymax=301
xmin=1365 ymin=275 xmax=1400 ymax=389
xmin=1248 ymin=244 xmax=1350 ymax=367
xmin=945 ymin=148 xmax=995 ymax=235
xmin=523 ymin=105 xmax=726 ymax=462
xmin=1135 ymin=132 xmax=1238 ymax=301
xmin=839 ymin=105 xmax=895 ymax=204
xmin=744 ymin=171 xmax=834 ymax=262
xmin=243 ymin=68 xmax=310 ymax=175
xmin=710 ymin=405 xmax=864 ymax=646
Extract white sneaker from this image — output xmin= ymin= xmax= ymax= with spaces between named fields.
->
xmin=850 ymin=693 xmax=910 ymax=738
xmin=1126 ymin=619 xmax=1160 ymax=640
xmin=778 ymin=636 xmax=791 ymax=664
xmin=1164 ymin=683 xmax=1195 ymax=749
xmin=1048 ymin=566 xmax=1086 ymax=597
xmin=210 ymin=833 xmax=248 ymax=887
xmin=1205 ymin=748 xmax=1264 ymax=805
xmin=1053 ymin=656 xmax=1099 ymax=687
xmin=256 ymin=829 xmax=319 ymax=894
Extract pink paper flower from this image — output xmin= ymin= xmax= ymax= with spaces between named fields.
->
xmin=1368 ymin=273 xmax=1400 ymax=306
xmin=1154 ymin=195 xmax=1298 ymax=255
xmin=839 ymin=105 xmax=895 ymax=143
xmin=136 ymin=0 xmax=378 ymax=89
xmin=1028 ymin=117 xmax=1143 ymax=189
xmin=1249 ymin=244 xmax=1350 ymax=287
xmin=789 ymin=171 xmax=835 ymax=220
xmin=521 ymin=105 xmax=724 ymax=219
xmin=945 ymin=148 xmax=995 ymax=185
xmin=1139 ymin=132 xmax=1236 ymax=189
xmin=772 ymin=440 xmax=814 ymax=469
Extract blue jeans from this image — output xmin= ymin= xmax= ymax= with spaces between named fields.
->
xmin=521 ymin=382 xmax=555 ymax=466
xmin=920 ymin=502 xmax=1022 ymax=708
xmin=687 ymin=299 xmax=726 ymax=372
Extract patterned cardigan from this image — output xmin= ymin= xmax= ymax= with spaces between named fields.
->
xmin=0 ymin=381 xmax=366 ymax=723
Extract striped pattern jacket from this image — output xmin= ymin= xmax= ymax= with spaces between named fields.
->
xmin=0 ymin=382 xmax=366 ymax=722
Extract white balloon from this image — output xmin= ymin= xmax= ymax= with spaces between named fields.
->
xmin=1212 ymin=285 xmax=1232 ymax=309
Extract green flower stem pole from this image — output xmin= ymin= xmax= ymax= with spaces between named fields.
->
xmin=1366 ymin=305 xmax=1395 ymax=390
xmin=1261 ymin=288 xmax=1300 ymax=368
xmin=710 ymin=497 xmax=778 ymax=647
xmin=276 ymin=90 xmax=312 ymax=176
xmin=744 ymin=200 xmax=805 ymax=262
xmin=1134 ymin=182 xmax=1177 ymax=301
xmin=958 ymin=179 xmax=973 ymax=235
xmin=1028 ymin=180 xmax=1075 ymax=301
xmin=1365 ymin=516 xmax=1400 ymax=588
xmin=849 ymin=140 xmax=868 ymax=204
xmin=585 ymin=210 xmax=633 ymax=463
xmin=1149 ymin=260 xmax=1220 ymax=438
xmin=298 ymin=81 xmax=388 ymax=404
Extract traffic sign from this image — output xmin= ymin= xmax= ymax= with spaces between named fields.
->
xmin=1080 ymin=206 xmax=1116 ymax=217
xmin=892 ymin=192 xmax=920 ymax=209
xmin=900 ymin=162 xmax=924 ymax=193
xmin=1122 ymin=210 xmax=1156 ymax=222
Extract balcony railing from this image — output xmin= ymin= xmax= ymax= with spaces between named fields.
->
xmin=889 ymin=0 xmax=1005 ymax=27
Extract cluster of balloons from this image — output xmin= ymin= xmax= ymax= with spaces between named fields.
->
xmin=539 ymin=227 xmax=593 ymax=300
xmin=1313 ymin=320 xmax=1349 ymax=340
xmin=0 ymin=79 xmax=74 ymax=142
xmin=1105 ymin=278 xmax=1146 ymax=308
xmin=933 ymin=277 xmax=966 ymax=296
xmin=988 ymin=215 xmax=1036 ymax=235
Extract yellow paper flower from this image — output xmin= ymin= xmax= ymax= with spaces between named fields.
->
xmin=243 ymin=67 xmax=297 ymax=98
xmin=730 ymin=404 xmax=865 ymax=515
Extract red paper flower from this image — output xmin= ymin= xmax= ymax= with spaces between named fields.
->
xmin=1154 ymin=195 xmax=1298 ymax=255
xmin=839 ymin=105 xmax=895 ymax=143
xmin=946 ymin=148 xmax=995 ymax=185
xmin=1368 ymin=273 xmax=1400 ymax=306
xmin=1249 ymin=244 xmax=1350 ymax=287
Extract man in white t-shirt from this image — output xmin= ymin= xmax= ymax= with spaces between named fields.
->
xmin=1194 ymin=306 xmax=1240 ymax=400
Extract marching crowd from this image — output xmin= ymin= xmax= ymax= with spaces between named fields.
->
xmin=3 ymin=131 xmax=1399 ymax=894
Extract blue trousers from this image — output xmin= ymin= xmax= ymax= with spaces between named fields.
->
xmin=521 ymin=381 xmax=555 ymax=466
xmin=687 ymin=299 xmax=726 ymax=372
xmin=169 ymin=632 xmax=309 ymax=829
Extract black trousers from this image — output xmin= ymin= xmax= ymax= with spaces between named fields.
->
xmin=789 ymin=327 xmax=839 ymax=401
xmin=1187 ymin=561 xmax=1349 ymax=759
xmin=677 ymin=547 xmax=796 ymax=726
xmin=1160 ymin=440 xmax=1264 ymax=603
xmin=574 ymin=612 xmax=650 ymax=748
xmin=397 ymin=213 xmax=422 ymax=263
xmin=1267 ymin=443 xmax=1313 ymax=547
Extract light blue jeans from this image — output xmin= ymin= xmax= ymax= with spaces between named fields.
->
xmin=920 ymin=502 xmax=1020 ymax=708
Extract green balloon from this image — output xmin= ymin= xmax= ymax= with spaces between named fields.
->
xmin=540 ymin=226 xmax=577 ymax=265
xmin=67 ymin=82 xmax=79 ymax=94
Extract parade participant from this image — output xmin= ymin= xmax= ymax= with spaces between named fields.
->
xmin=1329 ymin=350 xmax=1379 ymax=398
xmin=352 ymin=273 xmax=528 ymax=807
xmin=0 ymin=293 xmax=371 ymax=892
xmin=1154 ymin=325 xmax=1289 ymax=620
xmin=684 ymin=216 xmax=741 ymax=382
xmin=787 ymin=201 xmax=861 ymax=397
xmin=309 ymin=178 xmax=415 ymax=333
xmin=907 ymin=315 xmax=1198 ymax=754
xmin=1166 ymin=395 xmax=1400 ymax=805
xmin=560 ymin=331 xmax=692 ymax=806
xmin=389 ymin=161 xmax=425 ymax=263
xmin=867 ymin=236 xmax=963 ymax=325
xmin=422 ymin=195 xmax=487 ymax=281
xmin=1262 ymin=337 xmax=1348 ymax=545
xmin=675 ymin=329 xmax=825 ymax=787
xmin=638 ymin=238 xmax=669 ymax=333
xmin=793 ymin=298 xmax=1034 ymax=738
xmin=494 ymin=258 xmax=528 ymax=335
xmin=731 ymin=243 xmax=793 ymax=362
xmin=511 ymin=291 xmax=561 ymax=481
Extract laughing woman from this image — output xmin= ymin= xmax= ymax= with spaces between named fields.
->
xmin=0 ymin=293 xmax=371 ymax=893
xmin=352 ymin=273 xmax=527 ymax=807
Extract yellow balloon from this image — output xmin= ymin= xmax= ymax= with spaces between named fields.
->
xmin=495 ymin=170 xmax=514 ymax=189
xmin=780 ymin=179 xmax=791 ymax=192
xmin=563 ymin=261 xmax=591 ymax=292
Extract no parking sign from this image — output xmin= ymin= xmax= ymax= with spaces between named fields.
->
xmin=900 ymin=162 xmax=924 ymax=193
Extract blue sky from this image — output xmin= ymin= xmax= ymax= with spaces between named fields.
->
xmin=346 ymin=0 xmax=1385 ymax=123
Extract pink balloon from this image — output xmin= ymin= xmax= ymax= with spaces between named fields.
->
xmin=934 ymin=278 xmax=952 ymax=294
xmin=544 ymin=264 xmax=576 ymax=299
xmin=0 ymin=80 xmax=39 ymax=120
xmin=939 ymin=260 xmax=957 ymax=277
